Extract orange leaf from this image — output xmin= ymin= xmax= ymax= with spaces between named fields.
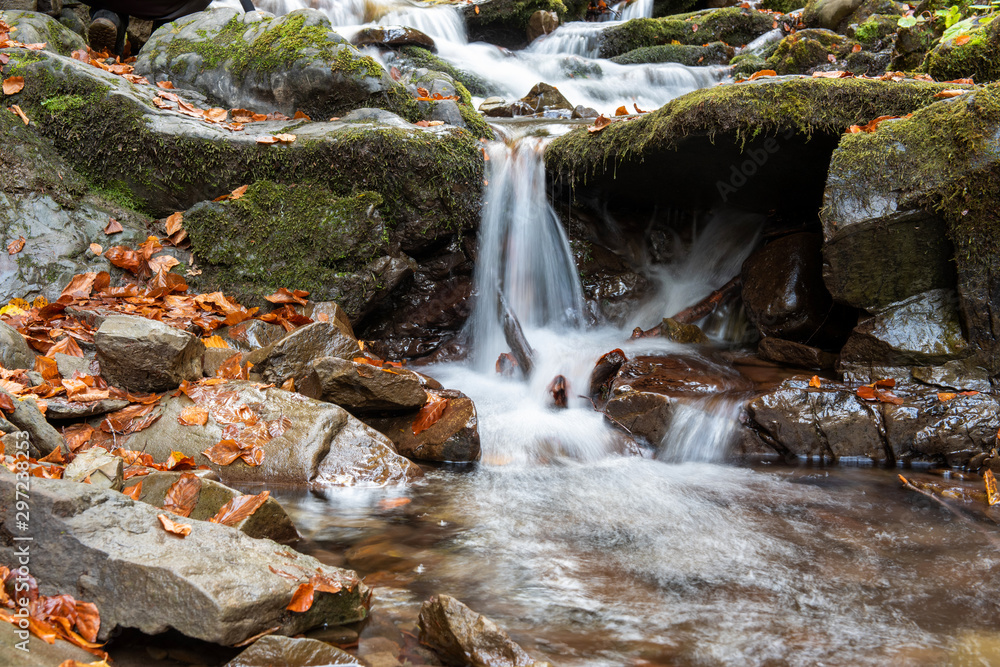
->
xmin=7 ymin=235 xmax=25 ymax=254
xmin=230 ymin=184 xmax=249 ymax=201
xmin=46 ymin=335 xmax=84 ymax=358
xmin=157 ymin=513 xmax=192 ymax=537
xmin=103 ymin=218 xmax=123 ymax=235
xmin=163 ymin=472 xmax=202 ymax=517
xmin=264 ymin=287 xmax=310 ymax=305
xmin=633 ymin=103 xmax=646 ymax=114
xmin=178 ymin=405 xmax=209 ymax=426
xmin=202 ymin=439 xmax=243 ymax=465
xmin=474 ymin=4 xmax=479 ymax=12
xmin=89 ymin=243 xmax=103 ymax=256
xmin=378 ymin=497 xmax=411 ymax=509
xmin=587 ymin=114 xmax=611 ymax=133
xmin=156 ymin=80 xmax=175 ymax=89
xmin=937 ymin=392 xmax=957 ymax=401
xmin=205 ymin=107 xmax=227 ymax=122
xmin=122 ymin=480 xmax=143 ymax=500
xmin=208 ymin=490 xmax=270 ymax=526
xmin=413 ymin=395 xmax=448 ymax=435
xmin=614 ymin=105 xmax=628 ymax=116
xmin=0 ymin=393 xmax=15 ymax=413
xmin=165 ymin=212 xmax=183 ymax=235
xmin=280 ymin=378 xmax=295 ymax=391
xmin=3 ymin=76 xmax=24 ymax=95
xmin=955 ymin=34 xmax=971 ymax=46
xmin=293 ymin=110 xmax=311 ymax=120
xmin=934 ymin=89 xmax=968 ymax=98
xmin=986 ymin=469 xmax=999 ymax=506
xmin=162 ymin=451 xmax=197 ymax=471
xmin=10 ymin=104 xmax=29 ymax=125
xmin=808 ymin=375 xmax=821 ymax=388
xmin=287 ymin=582 xmax=314 ymax=612
xmin=74 ymin=600 xmax=101 ymax=644
xmin=748 ymin=69 xmax=777 ymax=80
xmin=851 ymin=43 xmax=861 ymax=53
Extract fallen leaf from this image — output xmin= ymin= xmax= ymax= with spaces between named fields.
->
xmin=615 ymin=105 xmax=628 ymax=116
xmin=475 ymin=4 xmax=479 ymax=12
xmin=0 ymin=393 xmax=15 ymax=413
xmin=852 ymin=43 xmax=862 ymax=53
xmin=122 ymin=481 xmax=143 ymax=500
xmin=633 ymin=103 xmax=646 ymax=114
xmin=12 ymin=103 xmax=31 ymax=123
xmin=165 ymin=212 xmax=183 ymax=235
xmin=938 ymin=392 xmax=957 ymax=401
xmin=157 ymin=513 xmax=192 ymax=537
xmin=748 ymin=70 xmax=777 ymax=80
xmin=272 ymin=133 xmax=296 ymax=143
xmin=156 ymin=80 xmax=175 ymax=89
xmin=287 ymin=582 xmax=314 ymax=612
xmin=378 ymin=497 xmax=411 ymax=509
xmin=257 ymin=136 xmax=279 ymax=144
xmin=205 ymin=108 xmax=227 ymax=122
xmin=264 ymin=287 xmax=310 ymax=306
xmin=986 ymin=469 xmax=999 ymax=506
xmin=2 ymin=76 xmax=24 ymax=95
xmin=827 ymin=53 xmax=837 ymax=63
xmin=934 ymin=89 xmax=968 ymax=98
xmin=942 ymin=78 xmax=974 ymax=85
xmin=163 ymin=472 xmax=202 ymax=517
xmin=7 ymin=235 xmax=25 ymax=254
xmin=202 ymin=439 xmax=243 ymax=465
xmin=293 ymin=110 xmax=311 ymax=120
xmin=46 ymin=335 xmax=84 ymax=358
xmin=89 ymin=243 xmax=103 ymax=256
xmin=587 ymin=114 xmax=611 ymax=133
xmin=209 ymin=490 xmax=270 ymax=526
xmin=178 ymin=405 xmax=210 ymax=426
xmin=413 ymin=395 xmax=448 ymax=435
xmin=280 ymin=378 xmax=295 ymax=391
xmin=230 ymin=184 xmax=249 ymax=200
xmin=103 ymin=218 xmax=123 ymax=235
xmin=202 ymin=335 xmax=230 ymax=349
xmin=691 ymin=23 xmax=699 ymax=31
xmin=809 ymin=375 xmax=821 ymax=388
xmin=955 ymin=34 xmax=971 ymax=46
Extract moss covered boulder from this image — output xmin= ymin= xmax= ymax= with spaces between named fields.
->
xmin=392 ymin=45 xmax=492 ymax=98
xmin=609 ymin=41 xmax=735 ymax=66
xmin=464 ymin=0 xmax=589 ymax=48
xmin=765 ymin=29 xmax=859 ymax=74
xmin=923 ymin=15 xmax=1000 ymax=83
xmin=598 ymin=8 xmax=780 ymax=58
xmin=134 ymin=8 xmax=418 ymax=121
xmin=821 ymin=83 xmax=1000 ymax=373
xmin=0 ymin=9 xmax=84 ymax=55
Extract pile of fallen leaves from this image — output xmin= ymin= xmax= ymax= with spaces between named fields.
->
xmin=0 ymin=564 xmax=105 ymax=659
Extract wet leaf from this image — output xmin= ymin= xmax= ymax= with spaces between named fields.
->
xmin=0 ymin=393 xmax=15 ymax=413
xmin=264 ymin=287 xmax=310 ymax=305
xmin=809 ymin=375 xmax=821 ymax=388
xmin=986 ymin=469 xmax=999 ymax=506
xmin=955 ymin=33 xmax=971 ymax=45
xmin=89 ymin=243 xmax=103 ymax=256
xmin=62 ymin=423 xmax=95 ymax=452
xmin=615 ymin=105 xmax=628 ymax=116
xmin=287 ymin=582 xmax=314 ymax=612
xmin=203 ymin=439 xmax=243 ymax=465
xmin=157 ymin=513 xmax=192 ymax=537
xmin=2 ymin=76 xmax=24 ymax=95
xmin=209 ymin=490 xmax=270 ymax=526
xmin=587 ymin=114 xmax=611 ymax=133
xmin=162 ymin=451 xmax=197 ymax=470
xmin=7 ymin=235 xmax=25 ymax=254
xmin=178 ymin=405 xmax=209 ymax=426
xmin=748 ymin=69 xmax=777 ymax=80
xmin=122 ymin=480 xmax=143 ymax=500
xmin=103 ymin=218 xmax=123 ymax=235
xmin=378 ymin=497 xmax=411 ymax=509
xmin=203 ymin=335 xmax=230 ymax=349
xmin=163 ymin=472 xmax=202 ymax=517
xmin=280 ymin=378 xmax=295 ymax=391
xmin=938 ymin=392 xmax=957 ymax=401
xmin=74 ymin=600 xmax=101 ymax=644
xmin=413 ymin=395 xmax=448 ymax=435
xmin=165 ymin=212 xmax=183 ymax=235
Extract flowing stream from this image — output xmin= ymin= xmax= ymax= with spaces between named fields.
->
xmin=209 ymin=1 xmax=1000 ymax=663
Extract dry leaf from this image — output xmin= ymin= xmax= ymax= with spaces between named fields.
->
xmin=748 ymin=70 xmax=777 ymax=80
xmin=157 ymin=513 xmax=192 ymax=537
xmin=955 ymin=34 xmax=971 ymax=46
xmin=615 ymin=105 xmax=628 ymax=116
xmin=273 ymin=133 xmax=296 ymax=143
xmin=163 ymin=472 xmax=202 ymax=517
xmin=7 ymin=235 xmax=25 ymax=254
xmin=934 ymin=89 xmax=968 ymax=98
xmin=103 ymin=218 xmax=123 ymax=235
xmin=156 ymin=80 xmax=175 ymax=89
xmin=293 ymin=110 xmax=311 ymax=120
xmin=165 ymin=212 xmax=183 ymax=235
xmin=89 ymin=243 xmax=103 ymax=256
xmin=208 ymin=490 xmax=270 ymax=526
xmin=122 ymin=481 xmax=143 ymax=500
xmin=230 ymin=184 xmax=248 ymax=200
xmin=808 ymin=375 xmax=821 ymax=388
xmin=203 ymin=335 xmax=230 ymax=349
xmin=938 ymin=392 xmax=957 ymax=401
xmin=587 ymin=115 xmax=611 ymax=133
xmin=3 ymin=76 xmax=24 ymax=95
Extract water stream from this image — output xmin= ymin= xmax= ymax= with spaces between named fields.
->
xmin=206 ymin=1 xmax=1000 ymax=663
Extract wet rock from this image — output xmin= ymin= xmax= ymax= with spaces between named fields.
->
xmin=589 ymin=348 xmax=628 ymax=400
xmin=742 ymin=232 xmax=850 ymax=345
xmin=367 ymin=389 xmax=481 ymax=462
xmin=758 ymin=337 xmax=837 ymax=370
xmin=486 ymin=82 xmax=574 ymax=118
xmin=910 ymin=359 xmax=993 ymax=393
xmin=923 ymin=15 xmax=1000 ymax=83
xmin=610 ymin=41 xmax=736 ymax=66
xmin=136 ymin=471 xmax=300 ymax=544
xmin=888 ymin=392 xmax=1000 ymax=459
xmin=119 ymin=380 xmax=421 ymax=486
xmin=44 ymin=396 xmax=129 ymax=420
xmin=393 ymin=46 xmax=492 ymax=99
xmin=247 ymin=322 xmax=361 ymax=387
xmin=765 ymin=29 xmax=858 ymax=74
xmin=218 ymin=319 xmax=287 ymax=352
xmin=839 ymin=289 xmax=968 ymax=367
xmin=611 ymin=354 xmax=748 ymax=396
xmin=418 ymin=594 xmax=545 ymax=667
xmin=0 ymin=619 xmax=98 ymax=667
xmin=527 ymin=9 xmax=558 ymax=42
xmin=0 ymin=321 xmax=34 ymax=370
xmin=0 ymin=9 xmax=84 ymax=55
xmin=226 ymin=635 xmax=364 ymax=666
xmin=352 ymin=25 xmax=436 ymax=51
xmin=603 ymin=390 xmax=674 ymax=444
xmin=571 ymin=104 xmax=600 ymax=119
xmin=479 ymin=96 xmax=507 ymax=113
xmin=0 ymin=387 xmax=63 ymax=456
xmin=303 ymin=301 xmax=356 ymax=339
xmin=0 ymin=472 xmax=368 ymax=644
xmin=889 ymin=19 xmax=938 ymax=70
xmin=659 ymin=317 xmax=708 ymax=344
xmin=95 ymin=314 xmax=205 ymax=392
xmin=62 ymin=447 xmax=123 ymax=490
xmin=311 ymin=356 xmax=427 ymax=414
xmin=135 ymin=9 xmax=413 ymax=121
xmin=802 ymin=0 xmax=864 ymax=29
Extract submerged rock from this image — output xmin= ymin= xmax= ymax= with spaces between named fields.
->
xmin=226 ymin=635 xmax=364 ymax=666
xmin=0 ymin=472 xmax=369 ymax=644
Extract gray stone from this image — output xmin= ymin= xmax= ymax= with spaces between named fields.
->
xmin=527 ymin=10 xmax=558 ymax=43
xmin=803 ymin=0 xmax=865 ymax=29
xmin=53 ymin=351 xmax=96 ymax=378
xmin=0 ymin=619 xmax=98 ymax=667
xmin=95 ymin=314 xmax=205 ymax=392
xmin=62 ymin=446 xmax=123 ymax=490
xmin=311 ymin=356 xmax=427 ymax=414
xmin=478 ymin=96 xmax=506 ymax=113
xmin=571 ymin=104 xmax=599 ymax=119
xmin=249 ymin=322 xmax=361 ymax=387
xmin=0 ymin=321 xmax=34 ymax=370
xmin=119 ymin=380 xmax=421 ymax=486
xmin=218 ymin=319 xmax=287 ymax=352
xmin=0 ymin=387 xmax=63 ymax=456
xmin=45 ymin=397 xmax=128 ymax=420
xmin=418 ymin=594 xmax=544 ymax=667
xmin=0 ymin=9 xmax=84 ymax=55
xmin=227 ymin=635 xmax=364 ymax=666
xmin=910 ymin=359 xmax=993 ymax=393
xmin=428 ymin=99 xmax=466 ymax=128
xmin=351 ymin=25 xmax=435 ymax=51
xmin=0 ymin=471 xmax=369 ymax=644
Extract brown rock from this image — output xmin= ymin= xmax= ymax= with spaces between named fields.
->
xmin=758 ymin=337 xmax=837 ymax=370
xmin=247 ymin=322 xmax=360 ymax=386
xmin=95 ymin=314 xmax=205 ymax=392
xmin=311 ymin=356 xmax=427 ymax=414
xmin=367 ymin=390 xmax=480 ymax=462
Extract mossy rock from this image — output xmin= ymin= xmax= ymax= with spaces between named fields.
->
xmin=802 ymin=0 xmax=864 ymax=30
xmin=598 ymin=8 xmax=779 ymax=59
xmin=651 ymin=0 xmax=702 ymax=18
xmin=610 ymin=41 xmax=735 ymax=66
xmin=730 ymin=52 xmax=768 ymax=77
xmin=0 ymin=9 xmax=85 ymax=56
xmin=463 ymin=0 xmax=587 ymax=48
xmin=843 ymin=0 xmax=904 ymax=26
xmin=394 ymin=45 xmax=493 ymax=98
xmin=848 ymin=14 xmax=900 ymax=48
xmin=765 ymin=29 xmax=858 ymax=74
xmin=821 ymin=83 xmax=999 ymax=372
xmin=758 ymin=0 xmax=807 ymax=13
xmin=4 ymin=48 xmax=483 ymax=253
xmin=133 ymin=8 xmax=419 ymax=121
xmin=922 ymin=15 xmax=1000 ymax=83
xmin=890 ymin=19 xmax=939 ymax=70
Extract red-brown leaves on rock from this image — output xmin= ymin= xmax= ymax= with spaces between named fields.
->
xmin=165 ymin=212 xmax=184 ymax=236
xmin=157 ymin=513 xmax=192 ymax=537
xmin=812 ymin=70 xmax=852 ymax=78
xmin=615 ymin=105 xmax=629 ymax=116
xmin=215 ymin=354 xmax=252 ymax=381
xmin=62 ymin=423 xmax=95 ymax=452
xmin=286 ymin=571 xmax=344 ymax=613
xmin=934 ymin=89 xmax=968 ymax=99
xmin=209 ymin=490 xmax=270 ymax=526
xmin=413 ymin=394 xmax=448 ymax=434
xmin=847 ymin=113 xmax=912 ymax=134
xmin=985 ymin=470 xmax=999 ymax=506
xmin=46 ymin=335 xmax=84 ymax=358
xmin=122 ymin=480 xmax=143 ymax=500
xmin=954 ymin=34 xmax=971 ymax=46
xmin=101 ymin=403 xmax=160 ymax=434
xmin=202 ymin=439 xmax=243 ymax=465
xmin=748 ymin=69 xmax=777 ymax=80
xmin=1 ymin=76 xmax=23 ymax=95
xmin=0 ymin=393 xmax=14 ymax=413
xmin=265 ymin=287 xmax=310 ymax=306
xmin=163 ymin=472 xmax=202 ymax=517
xmin=856 ymin=378 xmax=903 ymax=405
xmin=60 ymin=272 xmax=99 ymax=299
xmin=938 ymin=392 xmax=957 ymax=401
xmin=178 ymin=405 xmax=209 ymax=426
xmin=808 ymin=375 xmax=822 ymax=388
xmin=6 ymin=236 xmax=25 ymax=255
xmin=103 ymin=218 xmax=123 ymax=235
xmin=587 ymin=115 xmax=611 ymax=133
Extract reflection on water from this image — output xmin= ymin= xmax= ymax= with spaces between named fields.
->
xmin=273 ymin=461 xmax=1000 ymax=666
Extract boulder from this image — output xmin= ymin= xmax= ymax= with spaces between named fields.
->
xmin=610 ymin=41 xmax=736 ymax=66
xmin=910 ymin=359 xmax=993 ymax=393
xmin=418 ymin=594 xmax=546 ymax=667
xmin=0 ymin=321 xmax=34 ymax=370
xmin=741 ymin=232 xmax=851 ymax=345
xmin=603 ymin=390 xmax=674 ymax=444
xmin=0 ymin=9 xmax=84 ymax=55
xmin=0 ymin=472 xmax=369 ymax=644
xmin=136 ymin=471 xmax=300 ymax=544
xmin=218 ymin=319 xmax=287 ymax=352
xmin=0 ymin=620 xmax=98 ymax=667
xmin=303 ymin=301 xmax=356 ymax=339
xmin=118 ymin=380 xmax=421 ymax=486
xmin=923 ymin=16 xmax=1000 ymax=84
xmin=248 ymin=322 xmax=360 ymax=387
xmin=839 ymin=289 xmax=969 ymax=367
xmin=366 ymin=389 xmax=481 ymax=462
xmin=462 ymin=0 xmax=582 ymax=49
xmin=527 ymin=10 xmax=558 ymax=42
xmin=62 ymin=446 xmax=123 ymax=490
xmin=226 ymin=635 xmax=364 ymax=667
xmin=44 ymin=396 xmax=129 ymax=420
xmin=765 ymin=29 xmax=858 ymax=74
xmin=0 ymin=387 xmax=63 ymax=456
xmin=310 ymin=356 xmax=427 ymax=414
xmin=135 ymin=9 xmax=415 ymax=121
xmin=802 ymin=0 xmax=864 ymax=30
xmin=95 ymin=314 xmax=205 ymax=392
xmin=485 ymin=82 xmax=573 ymax=118
xmin=758 ymin=337 xmax=838 ymax=370
xmin=352 ymin=25 xmax=436 ymax=51
xmin=393 ymin=46 xmax=492 ymax=99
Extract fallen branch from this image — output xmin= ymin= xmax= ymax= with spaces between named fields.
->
xmin=632 ymin=275 xmax=742 ymax=339
xmin=498 ymin=294 xmax=535 ymax=377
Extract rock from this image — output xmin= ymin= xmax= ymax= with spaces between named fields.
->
xmin=765 ymin=29 xmax=858 ymax=74
xmin=248 ymin=322 xmax=360 ymax=387
xmin=310 ymin=356 xmax=427 ymax=414
xmin=352 ymin=25 xmax=436 ymax=51
xmin=527 ymin=10 xmax=558 ymax=42
xmin=203 ymin=347 xmax=241 ymax=378
xmin=0 ymin=472 xmax=368 ymax=644
xmin=418 ymin=594 xmax=544 ymax=667
xmin=901 ymin=392 xmax=1000 ymax=459
xmin=0 ymin=387 xmax=63 ymax=456
xmin=136 ymin=471 xmax=300 ymax=544
xmin=659 ymin=317 xmax=708 ymax=344
xmin=603 ymin=390 xmax=674 ymax=444
xmin=95 ymin=314 xmax=205 ymax=392
xmin=366 ymin=390 xmax=481 ymax=462
xmin=923 ymin=15 xmax=1000 ymax=84
xmin=910 ymin=359 xmax=993 ymax=393
xmin=462 ymin=0 xmax=577 ymax=49
xmin=742 ymin=232 xmax=851 ymax=345
xmin=598 ymin=8 xmax=780 ymax=59
xmin=0 ymin=321 xmax=34 ymax=370
xmin=839 ymin=289 xmax=969 ymax=367
xmin=890 ymin=18 xmax=938 ymax=70
xmin=610 ymin=41 xmax=736 ymax=66
xmin=487 ymin=82 xmax=574 ymax=118
xmin=135 ymin=9 xmax=414 ymax=121
xmin=393 ymin=46 xmax=492 ymax=99
xmin=304 ymin=301 xmax=356 ymax=339
xmin=53 ymin=352 xmax=96 ymax=378
xmin=427 ymin=99 xmax=466 ymax=128
xmin=479 ymin=96 xmax=507 ymax=113
xmin=226 ymin=635 xmax=364 ymax=667
xmin=802 ymin=0 xmax=864 ymax=30
xmin=0 ymin=619 xmax=99 ymax=667
xmin=589 ymin=348 xmax=627 ymax=400
xmin=118 ymin=380 xmax=421 ymax=486
xmin=758 ymin=337 xmax=838 ymax=370
xmin=62 ymin=446 xmax=123 ymax=490
xmin=218 ymin=319 xmax=287 ymax=352
xmin=44 ymin=397 xmax=129 ymax=420
xmin=571 ymin=104 xmax=599 ymax=119
xmin=0 ymin=9 xmax=85 ymax=55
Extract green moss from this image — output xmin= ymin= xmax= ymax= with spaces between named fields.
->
xmin=41 ymin=94 xmax=88 ymax=114
xmin=757 ymin=0 xmax=806 ymax=13
xmin=765 ymin=29 xmax=855 ymax=74
xmin=545 ymin=76 xmax=974 ymax=188
xmin=851 ymin=15 xmax=898 ymax=47
xmin=598 ymin=8 xmax=777 ymax=58
xmin=396 ymin=46 xmax=492 ymax=98
xmin=93 ymin=180 xmax=151 ymax=215
xmin=922 ymin=16 xmax=1000 ymax=82
xmin=458 ymin=102 xmax=496 ymax=140
xmin=730 ymin=53 xmax=767 ymax=77
xmin=610 ymin=41 xmax=735 ymax=66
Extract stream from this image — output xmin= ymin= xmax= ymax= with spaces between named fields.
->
xmin=204 ymin=1 xmax=1000 ymax=663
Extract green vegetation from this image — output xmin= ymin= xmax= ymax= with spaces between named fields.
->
xmin=610 ymin=41 xmax=735 ymax=66
xmin=922 ymin=15 xmax=1000 ymax=81
xmin=757 ymin=0 xmax=807 ymax=14
xmin=765 ymin=29 xmax=856 ymax=74
xmin=598 ymin=8 xmax=777 ymax=58
xmin=397 ymin=46 xmax=492 ymax=98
